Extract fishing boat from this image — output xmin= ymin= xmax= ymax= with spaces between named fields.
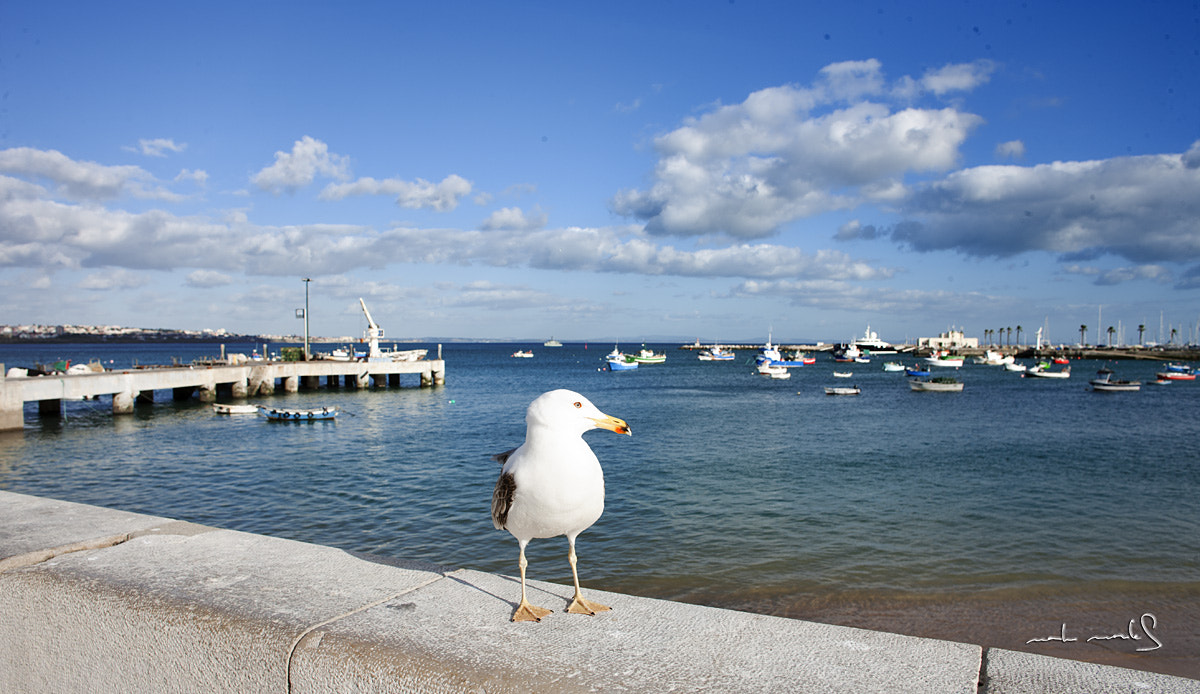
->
xmin=212 ymin=403 xmax=258 ymax=414
xmin=1004 ymin=361 xmax=1028 ymax=373
xmin=543 ymin=337 xmax=563 ymax=347
xmin=756 ymin=363 xmax=789 ymax=378
xmin=924 ymin=351 xmax=965 ymax=368
xmin=697 ymin=345 xmax=735 ymax=361
xmin=259 ymin=406 xmax=339 ymax=421
xmin=755 ymin=332 xmax=784 ymax=365
xmin=973 ymin=350 xmax=1013 ymax=366
xmin=824 ymin=385 xmax=861 ymax=395
xmin=904 ymin=365 xmax=931 ymax=377
xmin=510 ymin=350 xmax=534 ymax=358
xmin=1024 ymin=363 xmax=1070 ymax=379
xmin=632 ymin=348 xmax=666 ymax=364
xmin=1090 ymin=368 xmax=1141 ymax=392
xmin=1165 ymin=363 xmax=1191 ymax=372
xmin=909 ymin=377 xmax=964 ymax=392
xmin=833 ymin=371 xmax=853 ymax=378
xmin=1155 ymin=369 xmax=1195 ymax=381
xmin=605 ymin=345 xmax=638 ymax=371
xmin=882 ymin=361 xmax=905 ymax=372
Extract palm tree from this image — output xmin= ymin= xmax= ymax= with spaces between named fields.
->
xmin=1137 ymin=324 xmax=1145 ymax=346
xmin=985 ymin=329 xmax=993 ymax=346
xmin=1171 ymin=328 xmax=1179 ymax=345
xmin=1016 ymin=325 xmax=1023 ymax=347
xmin=1079 ymin=325 xmax=1088 ymax=346
xmin=1107 ymin=326 xmax=1116 ymax=346
xmin=1006 ymin=327 xmax=1012 ymax=346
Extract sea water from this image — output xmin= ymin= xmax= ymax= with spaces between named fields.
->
xmin=1 ymin=342 xmax=1197 ymax=678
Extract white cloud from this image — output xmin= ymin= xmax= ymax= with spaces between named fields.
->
xmin=995 ymin=140 xmax=1025 ymax=159
xmin=185 ymin=269 xmax=234 ymax=287
xmin=130 ymin=138 xmax=187 ymax=157
xmin=919 ymin=60 xmax=996 ymax=96
xmin=78 ymin=268 xmax=148 ymax=290
xmin=319 ymin=173 xmax=471 ymax=211
xmin=252 ymin=136 xmax=351 ymax=193
xmin=610 ymin=60 xmax=985 ymax=239
xmin=891 ymin=149 xmax=1200 ymax=263
xmin=0 ymin=147 xmax=153 ymax=200
xmin=480 ymin=206 xmax=547 ymax=231
xmin=175 ymin=168 xmax=209 ymax=185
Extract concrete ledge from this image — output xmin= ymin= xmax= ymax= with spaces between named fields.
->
xmin=1 ymin=491 xmax=1196 ymax=693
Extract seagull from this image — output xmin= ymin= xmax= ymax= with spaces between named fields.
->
xmin=491 ymin=389 xmax=631 ymax=622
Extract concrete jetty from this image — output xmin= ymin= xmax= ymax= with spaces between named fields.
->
xmin=0 ymin=358 xmax=445 ymax=431
xmin=1 ymin=490 xmax=1195 ymax=693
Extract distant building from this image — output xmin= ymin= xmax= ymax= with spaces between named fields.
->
xmin=918 ymin=329 xmax=979 ymax=350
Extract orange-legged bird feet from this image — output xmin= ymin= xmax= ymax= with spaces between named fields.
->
xmin=512 ymin=544 xmax=552 ymax=622
xmin=566 ymin=539 xmax=610 ymax=616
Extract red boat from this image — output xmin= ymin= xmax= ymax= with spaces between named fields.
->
xmin=1053 ymin=357 xmax=1070 ymax=364
xmin=1156 ymin=371 xmax=1195 ymax=381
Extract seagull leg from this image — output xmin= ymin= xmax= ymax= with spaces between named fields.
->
xmin=566 ymin=536 xmax=610 ymax=615
xmin=512 ymin=541 xmax=552 ymax=622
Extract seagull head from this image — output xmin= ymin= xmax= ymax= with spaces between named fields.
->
xmin=526 ymin=389 xmax=631 ymax=437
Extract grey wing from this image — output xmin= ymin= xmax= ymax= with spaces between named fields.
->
xmin=491 ymin=471 xmax=516 ymax=530
xmin=491 ymin=447 xmax=518 ymax=465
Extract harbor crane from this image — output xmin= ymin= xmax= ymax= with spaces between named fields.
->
xmin=359 ymin=297 xmax=385 ymax=359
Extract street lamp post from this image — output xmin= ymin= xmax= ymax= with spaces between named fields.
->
xmin=302 ymin=278 xmax=311 ymax=361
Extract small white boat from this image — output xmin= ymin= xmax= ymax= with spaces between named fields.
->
xmin=909 ymin=377 xmax=964 ymax=392
xmin=824 ymin=386 xmax=861 ymax=395
xmin=213 ymin=403 xmax=259 ymax=414
xmin=924 ymin=352 xmax=965 ymax=368
xmin=698 ymin=345 xmax=735 ymax=361
xmin=632 ymin=348 xmax=666 ymax=364
xmin=1004 ymin=361 xmax=1027 ymax=373
xmin=833 ymin=371 xmax=853 ymax=378
xmin=974 ymin=350 xmax=1014 ymax=366
xmin=1090 ymin=368 xmax=1141 ymax=392
xmin=510 ymin=350 xmax=534 ymax=358
xmin=757 ymin=364 xmax=789 ymax=378
xmin=543 ymin=337 xmax=563 ymax=347
xmin=1024 ymin=363 xmax=1070 ymax=379
xmin=882 ymin=361 xmax=905 ymax=372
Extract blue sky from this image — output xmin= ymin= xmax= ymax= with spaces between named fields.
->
xmin=2 ymin=2 xmax=1198 ymax=345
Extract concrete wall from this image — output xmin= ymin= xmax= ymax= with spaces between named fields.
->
xmin=1 ymin=490 xmax=1195 ymax=693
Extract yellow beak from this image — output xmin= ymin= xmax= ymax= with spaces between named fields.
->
xmin=591 ymin=415 xmax=632 ymax=436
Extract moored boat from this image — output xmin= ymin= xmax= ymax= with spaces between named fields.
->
xmin=909 ymin=377 xmax=964 ymax=392
xmin=1024 ymin=362 xmax=1070 ymax=379
xmin=698 ymin=345 xmax=735 ymax=361
xmin=924 ymin=351 xmax=965 ymax=368
xmin=510 ymin=350 xmax=534 ymax=358
xmin=904 ymin=365 xmax=931 ymax=377
xmin=632 ymin=348 xmax=666 ymax=364
xmin=1004 ymin=361 xmax=1027 ymax=373
xmin=1156 ymin=368 xmax=1195 ymax=381
xmin=882 ymin=361 xmax=904 ymax=372
xmin=213 ymin=403 xmax=259 ymax=414
xmin=259 ymin=406 xmax=339 ymax=421
xmin=824 ymin=385 xmax=861 ymax=395
xmin=1090 ymin=368 xmax=1141 ymax=392
xmin=833 ymin=371 xmax=853 ymax=378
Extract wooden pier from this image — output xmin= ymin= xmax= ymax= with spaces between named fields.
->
xmin=0 ymin=358 xmax=445 ymax=431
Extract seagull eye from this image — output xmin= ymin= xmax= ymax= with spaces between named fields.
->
xmin=573 ymin=401 xmax=582 ymax=408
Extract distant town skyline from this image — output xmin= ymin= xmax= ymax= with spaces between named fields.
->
xmin=1 ymin=3 xmax=1197 ymax=344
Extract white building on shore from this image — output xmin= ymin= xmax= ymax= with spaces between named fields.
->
xmin=918 ymin=329 xmax=979 ymax=350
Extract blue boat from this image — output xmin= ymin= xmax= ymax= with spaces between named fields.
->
xmin=904 ymin=366 xmax=931 ymax=377
xmin=259 ymin=406 xmax=339 ymax=421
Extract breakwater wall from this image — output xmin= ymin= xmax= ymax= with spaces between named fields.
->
xmin=1 ymin=490 xmax=1195 ymax=693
